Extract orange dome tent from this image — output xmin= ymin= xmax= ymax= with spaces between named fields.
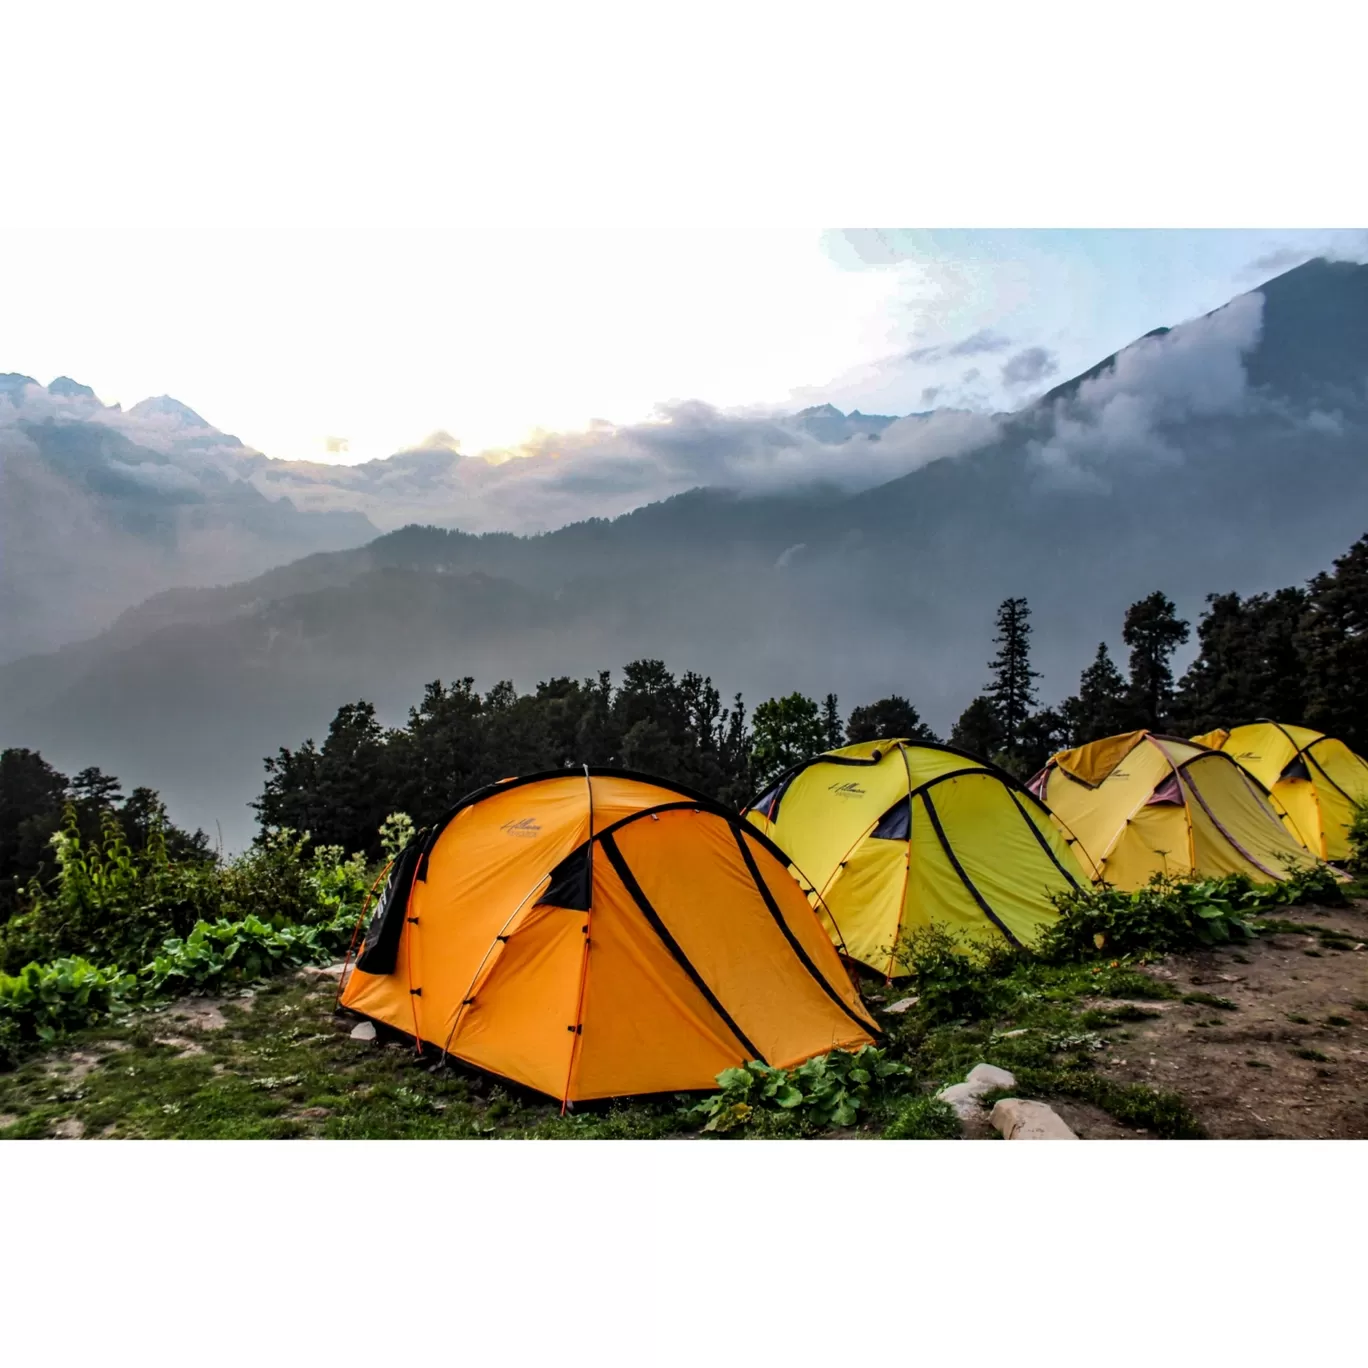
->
xmin=340 ymin=769 xmax=877 ymax=1104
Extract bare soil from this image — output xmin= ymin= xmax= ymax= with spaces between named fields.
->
xmin=1089 ymin=901 xmax=1368 ymax=1138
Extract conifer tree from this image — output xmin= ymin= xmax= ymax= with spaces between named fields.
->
xmin=1122 ymin=592 xmax=1190 ymax=730
xmin=846 ymin=696 xmax=938 ymax=745
xmin=821 ymin=693 xmax=845 ymax=750
xmin=1060 ymin=642 xmax=1132 ymax=744
xmin=985 ymin=597 xmax=1039 ymax=755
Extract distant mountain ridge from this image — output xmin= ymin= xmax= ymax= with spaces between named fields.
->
xmin=0 ymin=374 xmax=378 ymax=657
xmin=2 ymin=256 xmax=1365 ymax=849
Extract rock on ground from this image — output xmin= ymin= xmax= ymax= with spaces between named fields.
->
xmin=937 ymin=1063 xmax=1017 ymax=1120
xmin=349 ymin=1021 xmax=377 ymax=1041
xmin=991 ymin=1098 xmax=1079 ymax=1140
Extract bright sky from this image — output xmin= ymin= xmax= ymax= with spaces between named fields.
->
xmin=2 ymin=6 xmax=1363 ymax=466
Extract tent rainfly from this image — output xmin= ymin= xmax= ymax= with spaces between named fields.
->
xmin=1030 ymin=730 xmax=1318 ymax=890
xmin=1192 ymin=722 xmax=1368 ymax=862
xmin=744 ymin=739 xmax=1087 ymax=977
xmin=340 ymin=769 xmax=877 ymax=1104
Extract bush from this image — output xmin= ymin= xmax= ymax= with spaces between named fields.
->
xmin=0 ymin=957 xmax=137 ymax=1044
xmin=0 ymin=806 xmax=220 ymax=972
xmin=686 ymin=1046 xmax=914 ymax=1135
xmin=1346 ymin=801 xmax=1368 ymax=876
xmin=0 ymin=821 xmax=374 ymax=1064
xmin=216 ymin=829 xmax=369 ymax=930
xmin=141 ymin=913 xmax=347 ymax=997
xmin=883 ymin=1094 xmax=961 ymax=1140
xmin=1036 ymin=868 xmax=1341 ymax=962
xmin=887 ymin=923 xmax=1022 ymax=1023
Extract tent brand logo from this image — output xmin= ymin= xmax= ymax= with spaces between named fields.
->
xmin=827 ymin=782 xmax=867 ymax=798
xmin=501 ymin=817 xmax=543 ymax=838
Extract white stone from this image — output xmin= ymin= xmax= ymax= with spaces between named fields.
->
xmin=935 ymin=1063 xmax=1018 ymax=1119
xmin=883 ymin=995 xmax=921 ymax=1014
xmin=965 ymin=1064 xmax=1017 ymax=1091
xmin=936 ymin=1083 xmax=983 ymax=1120
xmin=990 ymin=1098 xmax=1079 ymax=1140
xmin=349 ymin=1021 xmax=377 ymax=1041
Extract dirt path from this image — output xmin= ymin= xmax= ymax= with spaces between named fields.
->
xmin=1089 ymin=901 xmax=1368 ymax=1138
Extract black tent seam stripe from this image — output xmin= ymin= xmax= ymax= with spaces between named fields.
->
xmin=598 ymin=830 xmax=764 ymax=1063
xmin=919 ymin=789 xmax=1022 ymax=947
xmin=1004 ymin=786 xmax=1083 ymax=891
xmin=729 ymin=825 xmax=879 ymax=1037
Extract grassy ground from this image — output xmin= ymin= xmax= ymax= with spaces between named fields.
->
xmin=2 ymin=902 xmax=1364 ymax=1141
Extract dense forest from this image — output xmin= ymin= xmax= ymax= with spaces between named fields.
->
xmin=3 ymin=530 xmax=1367 ymax=908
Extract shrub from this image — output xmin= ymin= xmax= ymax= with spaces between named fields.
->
xmin=887 ymin=923 xmax=1022 ymax=1023
xmin=0 ymin=806 xmax=220 ymax=972
xmin=687 ymin=1046 xmax=913 ymax=1135
xmin=216 ymin=829 xmax=368 ymax=930
xmin=1346 ymin=800 xmax=1368 ymax=876
xmin=0 ymin=957 xmax=137 ymax=1044
xmin=883 ymin=1094 xmax=961 ymax=1140
xmin=1039 ymin=873 xmax=1289 ymax=961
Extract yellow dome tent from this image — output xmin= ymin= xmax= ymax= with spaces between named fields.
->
xmin=340 ymin=769 xmax=877 ymax=1105
xmin=743 ymin=739 xmax=1087 ymax=978
xmin=1030 ymin=730 xmax=1317 ymax=890
xmin=1191 ymin=722 xmax=1368 ymax=861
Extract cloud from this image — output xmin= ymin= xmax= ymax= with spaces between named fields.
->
xmin=947 ymin=329 xmax=1012 ymax=357
xmin=1246 ymin=247 xmax=1310 ymax=276
xmin=325 ymin=435 xmax=350 ymax=454
xmin=919 ymin=386 xmax=941 ymax=406
xmin=1027 ymin=289 xmax=1266 ymax=485
xmin=1001 ymin=346 xmax=1059 ymax=387
xmin=774 ymin=543 xmax=806 ymax=569
xmin=906 ymin=328 xmax=1012 ymax=364
xmin=961 ymin=368 xmax=980 ymax=384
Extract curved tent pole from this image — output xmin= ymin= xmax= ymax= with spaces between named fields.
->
xmin=438 ymin=871 xmax=553 ymax=1067
xmin=335 ymin=857 xmax=395 ymax=1008
xmin=560 ymin=767 xmax=596 ymax=1114
xmin=885 ymin=743 xmax=918 ymax=981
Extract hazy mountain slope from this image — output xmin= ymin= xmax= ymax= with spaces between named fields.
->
xmin=0 ymin=379 xmax=378 ymax=658
xmin=2 ymin=257 xmax=1364 ymax=849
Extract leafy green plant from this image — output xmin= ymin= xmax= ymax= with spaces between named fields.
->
xmin=1346 ymin=800 xmax=1368 ymax=876
xmin=886 ymin=923 xmax=1022 ymax=1023
xmin=141 ymin=913 xmax=346 ymax=996
xmin=1036 ymin=870 xmax=1340 ymax=962
xmin=687 ymin=1046 xmax=913 ymax=1135
xmin=1 ymin=806 xmax=220 ymax=972
xmin=883 ymin=1093 xmax=961 ymax=1139
xmin=379 ymin=812 xmax=416 ymax=863
xmin=0 ymin=957 xmax=137 ymax=1044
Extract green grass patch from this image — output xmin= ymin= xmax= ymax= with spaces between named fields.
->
xmin=883 ymin=1094 xmax=961 ymax=1140
xmin=1292 ymin=1048 xmax=1330 ymax=1062
xmin=1005 ymin=1068 xmax=1206 ymax=1138
xmin=1325 ymin=1015 xmax=1352 ymax=1027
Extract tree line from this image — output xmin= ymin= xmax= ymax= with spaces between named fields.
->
xmin=4 ymin=532 xmax=1367 ymax=890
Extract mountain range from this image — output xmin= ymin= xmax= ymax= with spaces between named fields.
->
xmin=1 ymin=256 xmax=1365 ymax=850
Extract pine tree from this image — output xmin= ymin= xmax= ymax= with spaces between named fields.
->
xmin=950 ymin=695 xmax=1004 ymax=759
xmin=1122 ymin=592 xmax=1190 ymax=730
xmin=1060 ymin=642 xmax=1132 ymax=744
xmin=985 ymin=597 xmax=1039 ymax=754
xmin=1300 ymin=534 xmax=1368 ymax=754
xmin=1174 ymin=588 xmax=1308 ymax=735
xmin=845 ymin=695 xmax=939 ymax=745
xmin=821 ymin=693 xmax=845 ymax=750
